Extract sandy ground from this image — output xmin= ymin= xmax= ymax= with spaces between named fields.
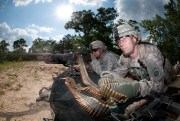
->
xmin=0 ymin=61 xmax=179 ymax=121
xmin=0 ymin=61 xmax=68 ymax=121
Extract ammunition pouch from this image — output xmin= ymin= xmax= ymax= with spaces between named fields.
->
xmin=128 ymin=67 xmax=149 ymax=81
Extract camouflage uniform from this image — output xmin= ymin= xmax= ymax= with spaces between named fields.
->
xmin=174 ymin=61 xmax=180 ymax=74
xmin=90 ymin=50 xmax=119 ymax=75
xmin=111 ymin=44 xmax=165 ymax=97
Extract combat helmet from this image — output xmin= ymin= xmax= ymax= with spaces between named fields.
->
xmin=89 ymin=40 xmax=106 ymax=50
xmin=113 ymin=24 xmax=141 ymax=43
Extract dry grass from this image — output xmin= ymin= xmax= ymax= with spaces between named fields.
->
xmin=0 ymin=61 xmax=27 ymax=71
xmin=0 ymin=61 xmax=37 ymax=96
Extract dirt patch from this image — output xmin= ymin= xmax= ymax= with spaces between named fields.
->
xmin=0 ymin=61 xmax=68 ymax=121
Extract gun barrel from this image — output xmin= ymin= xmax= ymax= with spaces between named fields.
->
xmin=163 ymin=99 xmax=180 ymax=114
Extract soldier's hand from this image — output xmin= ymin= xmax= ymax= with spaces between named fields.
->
xmin=90 ymin=53 xmax=96 ymax=60
xmin=100 ymin=71 xmax=114 ymax=79
xmin=139 ymin=79 xmax=150 ymax=97
xmin=99 ymin=72 xmax=140 ymax=99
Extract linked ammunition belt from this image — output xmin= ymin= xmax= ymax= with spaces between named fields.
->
xmin=63 ymin=54 xmax=129 ymax=118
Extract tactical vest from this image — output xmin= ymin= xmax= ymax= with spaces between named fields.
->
xmin=123 ymin=44 xmax=165 ymax=82
xmin=127 ymin=44 xmax=149 ymax=81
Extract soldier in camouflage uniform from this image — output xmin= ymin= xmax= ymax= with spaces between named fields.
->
xmin=100 ymin=23 xmax=165 ymax=97
xmin=89 ymin=40 xmax=119 ymax=75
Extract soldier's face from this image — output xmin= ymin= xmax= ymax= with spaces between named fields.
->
xmin=117 ymin=35 xmax=135 ymax=54
xmin=92 ymin=49 xmax=101 ymax=58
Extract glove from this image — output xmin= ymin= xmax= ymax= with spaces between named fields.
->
xmin=139 ymin=79 xmax=150 ymax=97
xmin=98 ymin=71 xmax=140 ymax=99
xmin=100 ymin=71 xmax=120 ymax=79
xmin=139 ymin=79 xmax=165 ymax=97
xmin=100 ymin=71 xmax=114 ymax=79
xmin=98 ymin=71 xmax=120 ymax=88
xmin=115 ymin=78 xmax=140 ymax=98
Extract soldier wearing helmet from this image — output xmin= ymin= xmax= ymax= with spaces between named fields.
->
xmin=114 ymin=24 xmax=141 ymax=57
xmin=89 ymin=40 xmax=119 ymax=75
xmin=100 ymin=23 xmax=165 ymax=97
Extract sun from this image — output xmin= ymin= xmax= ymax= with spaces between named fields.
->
xmin=55 ymin=4 xmax=73 ymax=21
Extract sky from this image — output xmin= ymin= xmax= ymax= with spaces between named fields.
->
xmin=0 ymin=0 xmax=170 ymax=51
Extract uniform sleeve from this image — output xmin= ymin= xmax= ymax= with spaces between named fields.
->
xmin=139 ymin=45 xmax=165 ymax=97
xmin=90 ymin=59 xmax=102 ymax=75
xmin=90 ymin=52 xmax=119 ymax=75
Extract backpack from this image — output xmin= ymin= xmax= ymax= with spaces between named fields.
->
xmin=163 ymin=58 xmax=177 ymax=84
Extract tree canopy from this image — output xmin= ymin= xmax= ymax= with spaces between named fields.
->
xmin=30 ymin=38 xmax=56 ymax=53
xmin=140 ymin=0 xmax=180 ymax=64
xmin=0 ymin=40 xmax=9 ymax=63
xmin=65 ymin=7 xmax=119 ymax=52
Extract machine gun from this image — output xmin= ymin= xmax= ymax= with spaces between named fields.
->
xmin=47 ymin=47 xmax=91 ymax=65
xmin=25 ymin=47 xmax=91 ymax=69
xmin=111 ymin=87 xmax=180 ymax=121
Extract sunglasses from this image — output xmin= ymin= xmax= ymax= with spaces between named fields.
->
xmin=91 ymin=48 xmax=99 ymax=53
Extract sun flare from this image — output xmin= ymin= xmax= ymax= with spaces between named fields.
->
xmin=55 ymin=4 xmax=73 ymax=21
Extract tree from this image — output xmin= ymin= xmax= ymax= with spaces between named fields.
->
xmin=13 ymin=38 xmax=27 ymax=51
xmin=140 ymin=0 xmax=180 ymax=64
xmin=0 ymin=40 xmax=9 ymax=53
xmin=0 ymin=40 xmax=9 ymax=63
xmin=30 ymin=38 xmax=56 ymax=53
xmin=44 ymin=38 xmax=56 ymax=53
xmin=13 ymin=38 xmax=27 ymax=60
xmin=94 ymin=7 xmax=118 ymax=51
xmin=30 ymin=38 xmax=44 ymax=53
xmin=53 ymin=34 xmax=77 ymax=53
xmin=65 ymin=7 xmax=118 ymax=52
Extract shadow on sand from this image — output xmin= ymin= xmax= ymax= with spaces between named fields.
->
xmin=0 ymin=101 xmax=52 ymax=121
